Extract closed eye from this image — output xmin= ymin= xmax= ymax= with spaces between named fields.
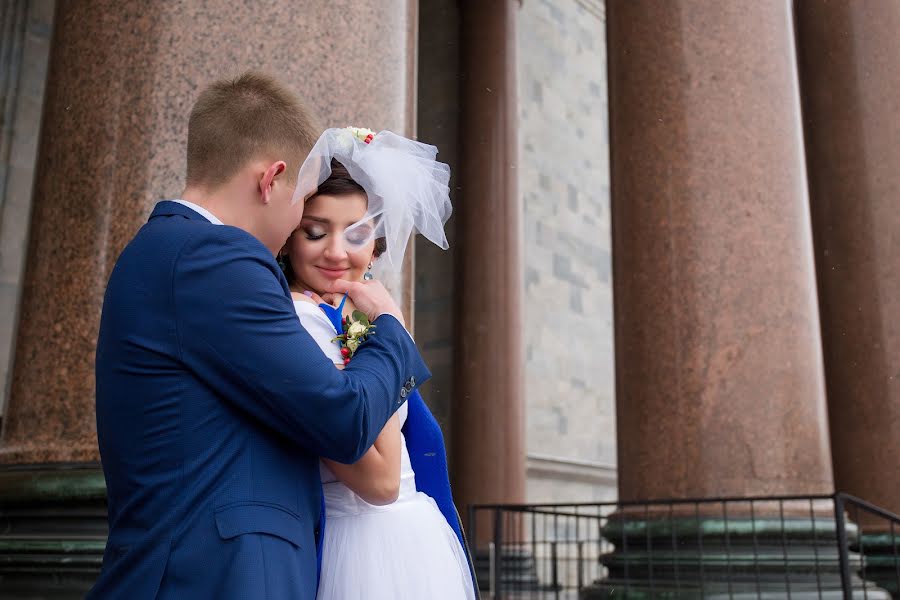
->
xmin=302 ymin=226 xmax=327 ymax=240
xmin=345 ymin=227 xmax=374 ymax=245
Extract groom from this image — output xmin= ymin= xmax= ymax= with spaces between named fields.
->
xmin=88 ymin=72 xmax=429 ymax=599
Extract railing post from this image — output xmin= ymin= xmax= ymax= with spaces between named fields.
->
xmin=493 ymin=508 xmax=503 ymax=599
xmin=468 ymin=505 xmax=477 ymax=554
xmin=488 ymin=542 xmax=496 ymax=599
xmin=551 ymin=540 xmax=559 ymax=598
xmin=834 ymin=494 xmax=854 ymax=600
xmin=577 ymin=539 xmax=584 ymax=589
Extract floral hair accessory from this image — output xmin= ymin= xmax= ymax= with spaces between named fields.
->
xmin=347 ymin=127 xmax=375 ymax=144
xmin=333 ymin=310 xmax=377 ymax=365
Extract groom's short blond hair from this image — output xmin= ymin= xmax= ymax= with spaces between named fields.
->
xmin=186 ymin=71 xmax=320 ymax=189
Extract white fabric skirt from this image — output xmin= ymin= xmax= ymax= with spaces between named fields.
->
xmin=316 ymin=490 xmax=475 ymax=600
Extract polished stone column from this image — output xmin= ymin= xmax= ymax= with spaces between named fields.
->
xmin=588 ymin=1 xmax=840 ymax=596
xmin=795 ymin=0 xmax=900 ymax=516
xmin=608 ymin=0 xmax=832 ymax=502
xmin=451 ymin=0 xmax=525 ymax=510
xmin=795 ymin=3 xmax=900 ymax=593
xmin=0 ymin=0 xmax=419 ymax=466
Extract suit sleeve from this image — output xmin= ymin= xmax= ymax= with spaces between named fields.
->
xmin=172 ymin=229 xmax=430 ymax=463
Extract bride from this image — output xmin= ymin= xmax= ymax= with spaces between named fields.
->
xmin=279 ymin=128 xmax=478 ymax=600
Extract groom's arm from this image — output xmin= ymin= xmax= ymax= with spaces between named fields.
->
xmin=172 ymin=228 xmax=430 ymax=464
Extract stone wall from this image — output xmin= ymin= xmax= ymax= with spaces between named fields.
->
xmin=517 ymin=0 xmax=616 ymax=502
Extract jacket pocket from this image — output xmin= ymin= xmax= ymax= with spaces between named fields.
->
xmin=214 ymin=501 xmax=305 ymax=548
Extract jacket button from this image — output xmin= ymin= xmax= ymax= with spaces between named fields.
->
xmin=400 ymin=388 xmax=408 ymax=399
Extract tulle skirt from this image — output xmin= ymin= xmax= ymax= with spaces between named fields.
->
xmin=316 ymin=490 xmax=476 ymax=600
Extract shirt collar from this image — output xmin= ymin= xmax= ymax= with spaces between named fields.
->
xmin=171 ymin=199 xmax=224 ymax=225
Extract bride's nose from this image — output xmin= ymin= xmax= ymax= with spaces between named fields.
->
xmin=323 ymin=235 xmax=348 ymax=259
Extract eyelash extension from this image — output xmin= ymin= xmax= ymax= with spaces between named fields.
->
xmin=305 ymin=232 xmax=326 ymax=241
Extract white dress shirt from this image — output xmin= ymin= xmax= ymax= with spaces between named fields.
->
xmin=171 ymin=199 xmax=224 ymax=225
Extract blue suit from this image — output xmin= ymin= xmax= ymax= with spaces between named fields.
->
xmin=89 ymin=201 xmax=429 ymax=600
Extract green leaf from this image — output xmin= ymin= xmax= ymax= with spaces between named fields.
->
xmin=352 ymin=310 xmax=369 ymax=326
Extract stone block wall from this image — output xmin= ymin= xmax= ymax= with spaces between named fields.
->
xmin=518 ymin=0 xmax=616 ymax=502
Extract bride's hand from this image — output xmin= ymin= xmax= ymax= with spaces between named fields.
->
xmin=322 ymin=279 xmax=405 ymax=328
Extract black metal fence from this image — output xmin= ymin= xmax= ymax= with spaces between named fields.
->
xmin=467 ymin=493 xmax=900 ymax=599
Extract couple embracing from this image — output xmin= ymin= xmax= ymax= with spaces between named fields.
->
xmin=88 ymin=72 xmax=478 ymax=600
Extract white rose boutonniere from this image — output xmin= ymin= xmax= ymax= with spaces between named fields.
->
xmin=333 ymin=310 xmax=377 ymax=365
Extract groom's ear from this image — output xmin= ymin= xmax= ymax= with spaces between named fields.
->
xmin=259 ymin=160 xmax=287 ymax=204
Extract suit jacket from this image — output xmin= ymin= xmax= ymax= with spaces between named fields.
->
xmin=88 ymin=201 xmax=429 ymax=600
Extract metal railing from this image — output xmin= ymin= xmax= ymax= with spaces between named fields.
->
xmin=467 ymin=493 xmax=900 ymax=599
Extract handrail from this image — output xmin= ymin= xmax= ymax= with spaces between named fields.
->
xmin=466 ymin=493 xmax=900 ymax=600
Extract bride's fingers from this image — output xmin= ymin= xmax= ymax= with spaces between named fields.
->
xmin=325 ymin=279 xmax=361 ymax=295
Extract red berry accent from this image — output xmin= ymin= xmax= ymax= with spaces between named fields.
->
xmin=343 ymin=358 xmax=351 ymax=365
xmin=340 ymin=347 xmax=350 ymax=358
xmin=364 ymin=134 xmax=374 ymax=144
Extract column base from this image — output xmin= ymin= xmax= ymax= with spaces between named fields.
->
xmin=0 ymin=463 xmax=106 ymax=599
xmin=580 ymin=514 xmax=891 ymax=599
xmin=0 ymin=442 xmax=100 ymax=465
xmin=473 ymin=547 xmax=542 ymax=592
xmin=857 ymin=533 xmax=900 ymax=599
xmin=580 ymin=585 xmax=882 ymax=599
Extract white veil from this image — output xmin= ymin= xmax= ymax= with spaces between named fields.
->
xmin=292 ymin=128 xmax=452 ymax=271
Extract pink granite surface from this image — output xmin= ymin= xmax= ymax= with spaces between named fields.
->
xmin=606 ymin=0 xmax=834 ymax=500
xmin=796 ymin=1 xmax=900 ymax=517
xmin=0 ymin=0 xmax=417 ymax=464
xmin=451 ymin=0 xmax=526 ymax=511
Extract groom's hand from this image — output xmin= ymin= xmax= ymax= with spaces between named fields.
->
xmin=323 ymin=279 xmax=406 ymax=328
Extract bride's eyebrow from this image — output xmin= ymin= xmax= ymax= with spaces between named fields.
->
xmin=302 ymin=216 xmax=331 ymax=224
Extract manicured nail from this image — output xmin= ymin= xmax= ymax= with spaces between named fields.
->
xmin=303 ymin=290 xmax=313 ymax=297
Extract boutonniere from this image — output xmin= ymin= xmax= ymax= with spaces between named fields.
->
xmin=334 ymin=310 xmax=377 ymax=365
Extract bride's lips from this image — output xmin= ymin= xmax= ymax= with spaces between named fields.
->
xmin=316 ymin=266 xmax=349 ymax=279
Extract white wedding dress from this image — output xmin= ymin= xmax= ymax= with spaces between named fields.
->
xmin=293 ymin=300 xmax=476 ymax=600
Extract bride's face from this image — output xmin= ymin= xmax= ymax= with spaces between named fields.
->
xmin=284 ymin=191 xmax=376 ymax=293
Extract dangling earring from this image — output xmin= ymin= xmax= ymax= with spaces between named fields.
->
xmin=363 ymin=262 xmax=374 ymax=281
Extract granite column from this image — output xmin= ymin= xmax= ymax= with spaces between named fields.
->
xmin=451 ymin=0 xmax=525 ymax=515
xmin=795 ymin=0 xmax=900 ymax=518
xmin=607 ymin=0 xmax=831 ymax=503
xmin=593 ymin=1 xmax=840 ymax=596
xmin=796 ymin=2 xmax=900 ymax=594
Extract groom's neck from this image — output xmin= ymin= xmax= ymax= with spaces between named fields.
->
xmin=182 ymin=185 xmax=246 ymax=229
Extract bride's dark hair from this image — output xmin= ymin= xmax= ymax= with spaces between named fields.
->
xmin=281 ymin=159 xmax=386 ymax=285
